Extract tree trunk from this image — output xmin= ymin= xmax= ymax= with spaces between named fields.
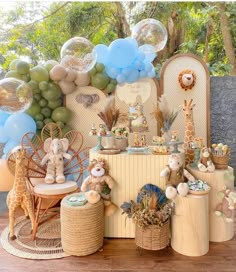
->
xmin=115 ymin=2 xmax=131 ymax=37
xmin=218 ymin=3 xmax=236 ymax=75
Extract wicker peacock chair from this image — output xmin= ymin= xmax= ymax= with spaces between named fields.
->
xmin=7 ymin=123 xmax=90 ymax=240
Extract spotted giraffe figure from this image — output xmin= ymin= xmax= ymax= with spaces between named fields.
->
xmin=181 ymin=99 xmax=196 ymax=165
xmin=7 ymin=148 xmax=35 ymax=240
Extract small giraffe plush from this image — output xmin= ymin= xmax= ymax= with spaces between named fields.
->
xmin=180 ymin=99 xmax=196 ymax=164
xmin=7 ymin=148 xmax=35 ymax=240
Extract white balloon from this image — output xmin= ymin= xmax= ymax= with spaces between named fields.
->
xmin=58 ymin=80 xmax=76 ymax=95
xmin=75 ymin=72 xmax=90 ymax=87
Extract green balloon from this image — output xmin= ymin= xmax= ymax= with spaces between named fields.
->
xmin=33 ymin=93 xmax=42 ymax=101
xmin=62 ymin=125 xmax=72 ymax=136
xmin=91 ymin=73 xmax=109 ymax=89
xmin=39 ymin=81 xmax=49 ymax=91
xmin=44 ymin=118 xmax=54 ymax=125
xmin=41 ymin=107 xmax=52 ymax=118
xmin=22 ymin=74 xmax=30 ymax=82
xmin=110 ymin=79 xmax=117 ymax=85
xmin=88 ymin=67 xmax=96 ymax=76
xmin=42 ymin=83 xmax=61 ymax=101
xmin=56 ymin=121 xmax=65 ymax=129
xmin=30 ymin=65 xmax=49 ymax=82
xmin=95 ymin=63 xmax=105 ymax=73
xmin=5 ymin=70 xmax=22 ymax=80
xmin=28 ymin=80 xmax=38 ymax=90
xmin=35 ymin=113 xmax=44 ymax=121
xmin=52 ymin=107 xmax=71 ymax=124
xmin=39 ymin=98 xmax=48 ymax=107
xmin=105 ymin=83 xmax=116 ymax=94
xmin=9 ymin=59 xmax=21 ymax=70
xmin=47 ymin=99 xmax=62 ymax=109
xmin=36 ymin=120 xmax=44 ymax=130
xmin=16 ymin=61 xmax=30 ymax=75
xmin=26 ymin=102 xmax=41 ymax=118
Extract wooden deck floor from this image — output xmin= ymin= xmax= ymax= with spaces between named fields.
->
xmin=0 ymin=210 xmax=236 ymax=272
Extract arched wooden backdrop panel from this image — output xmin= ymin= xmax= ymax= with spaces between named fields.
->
xmin=160 ymin=53 xmax=210 ymax=146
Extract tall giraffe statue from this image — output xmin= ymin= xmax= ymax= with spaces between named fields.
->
xmin=7 ymin=148 xmax=35 ymax=240
xmin=181 ymin=99 xmax=196 ymax=164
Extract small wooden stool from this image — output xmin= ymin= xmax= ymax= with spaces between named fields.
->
xmin=187 ymin=166 xmax=235 ymax=242
xmin=61 ymin=193 xmax=104 ymax=256
xmin=171 ymin=194 xmax=209 ymax=256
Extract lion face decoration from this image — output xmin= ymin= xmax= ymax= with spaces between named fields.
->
xmin=178 ymin=69 xmax=196 ymax=91
xmin=89 ymin=158 xmax=109 ymax=177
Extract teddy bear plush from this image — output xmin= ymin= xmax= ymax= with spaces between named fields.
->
xmin=160 ymin=154 xmax=196 ymax=199
xmin=41 ymin=138 xmax=72 ymax=184
xmin=198 ymin=147 xmax=215 ymax=172
xmin=81 ymin=158 xmax=117 ymax=216
xmin=215 ymin=186 xmax=236 ymax=222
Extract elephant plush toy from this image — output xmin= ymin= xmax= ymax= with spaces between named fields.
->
xmin=41 ymin=138 xmax=72 ymax=184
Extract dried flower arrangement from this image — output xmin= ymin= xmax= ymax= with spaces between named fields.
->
xmin=112 ymin=126 xmax=129 ymax=138
xmin=151 ymin=94 xmax=180 ymax=134
xmin=97 ymin=96 xmax=127 ymax=131
xmin=120 ymin=184 xmax=174 ymax=229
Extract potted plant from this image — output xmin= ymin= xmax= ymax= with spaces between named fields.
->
xmin=112 ymin=126 xmax=129 ymax=151
xmin=121 ymin=184 xmax=174 ymax=251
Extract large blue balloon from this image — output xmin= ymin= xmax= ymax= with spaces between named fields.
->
xmin=105 ymin=65 xmax=120 ymax=79
xmin=94 ymin=44 xmax=108 ymax=64
xmin=4 ymin=113 xmax=36 ymax=143
xmin=127 ymin=70 xmax=139 ymax=83
xmin=0 ymin=110 xmax=10 ymax=125
xmin=3 ymin=139 xmax=19 ymax=155
xmin=108 ymin=39 xmax=137 ymax=68
xmin=0 ymin=126 xmax=9 ymax=143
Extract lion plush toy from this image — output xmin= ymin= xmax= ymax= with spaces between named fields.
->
xmin=198 ymin=147 xmax=215 ymax=172
xmin=160 ymin=154 xmax=196 ymax=199
xmin=178 ymin=69 xmax=196 ymax=91
xmin=81 ymin=158 xmax=117 ymax=216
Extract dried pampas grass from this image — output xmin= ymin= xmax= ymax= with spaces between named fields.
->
xmin=97 ymin=96 xmax=127 ymax=131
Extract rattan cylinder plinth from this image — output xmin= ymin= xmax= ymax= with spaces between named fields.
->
xmin=135 ymin=220 xmax=170 ymax=251
xmin=61 ymin=193 xmax=104 ymax=256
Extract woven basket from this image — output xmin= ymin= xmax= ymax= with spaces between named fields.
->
xmin=135 ymin=220 xmax=170 ymax=251
xmin=61 ymin=193 xmax=104 ymax=256
xmin=212 ymin=154 xmax=229 ymax=170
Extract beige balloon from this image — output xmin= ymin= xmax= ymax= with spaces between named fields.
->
xmin=64 ymin=69 xmax=77 ymax=82
xmin=49 ymin=64 xmax=67 ymax=81
xmin=58 ymin=80 xmax=76 ymax=95
xmin=75 ymin=72 xmax=90 ymax=87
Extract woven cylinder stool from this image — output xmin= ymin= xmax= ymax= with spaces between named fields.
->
xmin=61 ymin=193 xmax=104 ymax=256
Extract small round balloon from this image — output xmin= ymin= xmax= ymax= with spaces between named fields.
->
xmin=60 ymin=37 xmax=97 ymax=73
xmin=132 ymin=19 xmax=168 ymax=52
xmin=0 ymin=78 xmax=33 ymax=114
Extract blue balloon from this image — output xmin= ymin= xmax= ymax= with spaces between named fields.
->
xmin=4 ymin=113 xmax=36 ymax=143
xmin=144 ymin=62 xmax=153 ymax=73
xmin=139 ymin=44 xmax=157 ymax=63
xmin=0 ymin=110 xmax=10 ymax=125
xmin=108 ymin=39 xmax=138 ymax=68
xmin=122 ymin=67 xmax=133 ymax=77
xmin=0 ymin=126 xmax=9 ymax=143
xmin=3 ymin=139 xmax=19 ymax=155
xmin=94 ymin=44 xmax=108 ymax=64
xmin=125 ymin=37 xmax=138 ymax=47
xmin=127 ymin=70 xmax=139 ymax=83
xmin=148 ymin=68 xmax=156 ymax=78
xmin=136 ymin=51 xmax=145 ymax=62
xmin=116 ymin=74 xmax=126 ymax=84
xmin=139 ymin=70 xmax=147 ymax=78
xmin=105 ymin=65 xmax=120 ymax=79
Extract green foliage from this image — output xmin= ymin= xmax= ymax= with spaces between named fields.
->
xmin=0 ymin=1 xmax=235 ymax=75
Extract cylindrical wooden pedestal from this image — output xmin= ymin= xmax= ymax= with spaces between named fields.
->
xmin=61 ymin=193 xmax=104 ymax=256
xmin=171 ymin=194 xmax=209 ymax=256
xmin=187 ymin=166 xmax=234 ymax=242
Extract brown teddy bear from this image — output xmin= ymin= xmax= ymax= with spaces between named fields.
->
xmin=198 ymin=147 xmax=215 ymax=172
xmin=81 ymin=158 xmax=117 ymax=216
xmin=215 ymin=186 xmax=236 ymax=222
